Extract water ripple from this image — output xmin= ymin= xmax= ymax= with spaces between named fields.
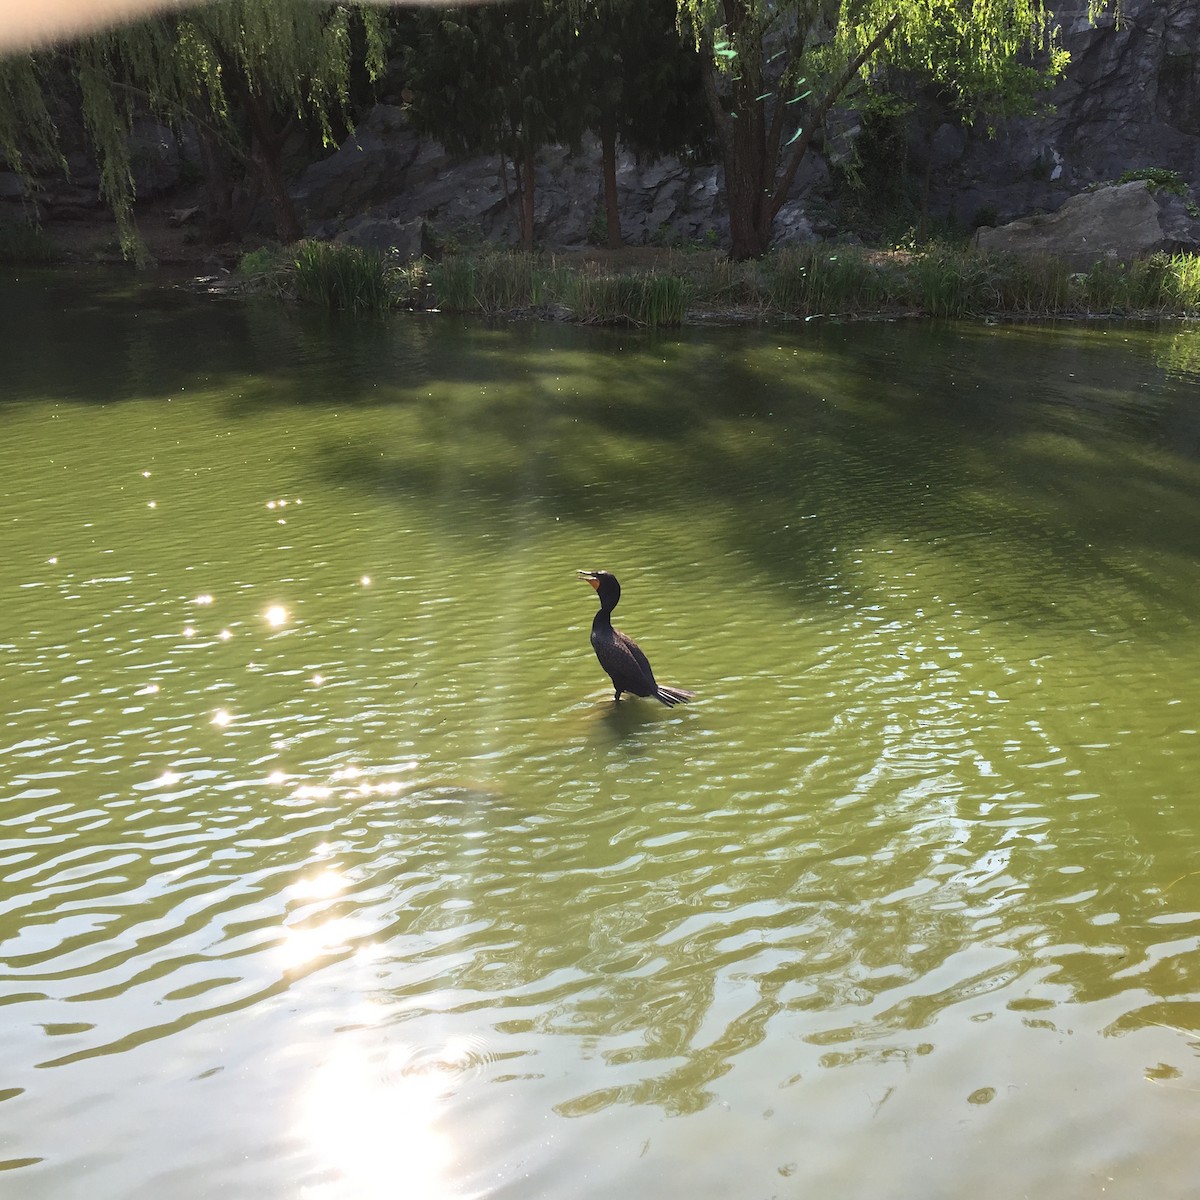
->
xmin=3 ymin=305 xmax=1200 ymax=1198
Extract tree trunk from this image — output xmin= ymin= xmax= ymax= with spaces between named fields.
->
xmin=242 ymin=95 xmax=302 ymax=243
xmin=701 ymin=4 xmax=773 ymax=260
xmin=250 ymin=133 xmax=303 ymax=244
xmin=701 ymin=3 xmax=903 ymax=260
xmin=702 ymin=68 xmax=771 ymax=258
xmin=518 ymin=147 xmax=536 ymax=252
xmin=600 ymin=118 xmax=622 ymax=249
xmin=727 ymin=122 xmax=773 ymax=257
xmin=195 ymin=123 xmax=239 ymax=243
xmin=226 ymin=60 xmax=303 ymax=245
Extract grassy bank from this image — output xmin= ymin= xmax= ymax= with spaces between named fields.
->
xmin=232 ymin=240 xmax=1200 ymax=326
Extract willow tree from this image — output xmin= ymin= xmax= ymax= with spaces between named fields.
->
xmin=0 ymin=0 xmax=387 ymax=258
xmin=677 ymin=0 xmax=1117 ymax=259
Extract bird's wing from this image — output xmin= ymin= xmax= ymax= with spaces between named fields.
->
xmin=616 ymin=630 xmax=655 ymax=681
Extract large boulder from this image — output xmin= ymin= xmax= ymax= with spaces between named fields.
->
xmin=974 ymin=179 xmax=1200 ymax=266
xmin=290 ymin=104 xmax=424 ymax=219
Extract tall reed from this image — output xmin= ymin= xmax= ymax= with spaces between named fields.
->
xmin=428 ymin=253 xmax=547 ymax=313
xmin=913 ymin=246 xmax=992 ymax=317
xmin=690 ymin=257 xmax=767 ymax=311
xmin=391 ymin=258 xmax=434 ymax=310
xmin=1080 ymin=257 xmax=1171 ymax=313
xmin=989 ymin=252 xmax=1073 ymax=315
xmin=564 ymin=271 xmax=689 ymax=327
xmin=1164 ymin=252 xmax=1200 ymax=313
xmin=239 ymin=240 xmax=1200 ymax=322
xmin=764 ymin=246 xmax=906 ymax=315
xmin=292 ymin=240 xmax=395 ymax=312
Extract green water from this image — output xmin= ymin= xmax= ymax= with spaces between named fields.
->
xmin=3 ymin=270 xmax=1200 ymax=1199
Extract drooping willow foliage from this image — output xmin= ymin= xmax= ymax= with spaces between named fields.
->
xmin=0 ymin=0 xmax=387 ymax=260
xmin=0 ymin=53 xmax=63 ymax=178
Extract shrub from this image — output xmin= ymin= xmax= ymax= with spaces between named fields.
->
xmin=1117 ymin=168 xmax=1187 ymax=197
xmin=237 ymin=243 xmax=285 ymax=278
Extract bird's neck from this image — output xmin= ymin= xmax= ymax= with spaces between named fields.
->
xmin=592 ymin=605 xmax=614 ymax=631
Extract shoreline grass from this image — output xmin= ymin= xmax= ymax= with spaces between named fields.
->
xmin=236 ymin=240 xmax=1200 ymax=325
xmin=0 ymin=220 xmax=59 ymax=264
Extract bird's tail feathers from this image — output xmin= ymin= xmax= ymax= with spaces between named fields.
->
xmin=655 ymin=686 xmax=695 ymax=707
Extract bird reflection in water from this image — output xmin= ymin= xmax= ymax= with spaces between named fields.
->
xmin=590 ymin=692 xmax=663 ymax=749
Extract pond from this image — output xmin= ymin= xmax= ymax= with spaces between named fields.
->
xmin=3 ymin=270 xmax=1200 ymax=1199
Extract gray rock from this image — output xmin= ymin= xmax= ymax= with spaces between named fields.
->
xmin=773 ymin=203 xmax=818 ymax=246
xmin=127 ymin=117 xmax=181 ymax=196
xmin=0 ymin=172 xmax=28 ymax=200
xmin=281 ymin=1 xmax=1200 ymax=256
xmin=974 ymin=179 xmax=1200 ymax=265
xmin=64 ymin=151 xmax=100 ymax=188
xmin=291 ymin=104 xmax=422 ymax=219
xmin=336 ymin=215 xmax=429 ymax=259
xmin=1157 ymin=192 xmax=1200 ymax=249
xmin=292 ymin=113 xmax=807 ymax=252
xmin=12 ymin=0 xmax=1200 ymax=260
xmin=929 ymin=123 xmax=967 ymax=170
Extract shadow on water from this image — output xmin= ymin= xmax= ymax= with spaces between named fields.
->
xmin=5 ymin=271 xmax=1200 ymax=624
xmin=310 ymin=318 xmax=1200 ymax=627
xmin=1 ymin=269 xmax=438 ymax=407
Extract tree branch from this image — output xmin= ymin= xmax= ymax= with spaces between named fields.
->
xmin=699 ymin=42 xmax=737 ymax=172
xmin=763 ymin=8 xmax=816 ymax=179
xmin=769 ymin=11 xmax=901 ymax=221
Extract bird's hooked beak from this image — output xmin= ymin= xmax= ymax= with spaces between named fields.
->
xmin=577 ymin=569 xmax=601 ymax=591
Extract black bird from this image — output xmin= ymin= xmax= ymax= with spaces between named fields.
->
xmin=577 ymin=569 xmax=694 ymax=707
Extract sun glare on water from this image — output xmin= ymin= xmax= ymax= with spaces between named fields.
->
xmin=297 ymin=1036 xmax=475 ymax=1200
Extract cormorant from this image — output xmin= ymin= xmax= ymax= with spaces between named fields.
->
xmin=577 ymin=569 xmax=694 ymax=707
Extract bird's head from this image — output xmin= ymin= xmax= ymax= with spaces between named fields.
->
xmin=577 ymin=569 xmax=621 ymax=607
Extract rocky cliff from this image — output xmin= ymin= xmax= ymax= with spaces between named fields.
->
xmin=924 ymin=0 xmax=1200 ymax=227
xmin=286 ymin=0 xmax=1200 ymax=255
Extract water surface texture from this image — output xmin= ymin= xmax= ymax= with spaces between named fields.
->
xmin=3 ymin=272 xmax=1200 ymax=1199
